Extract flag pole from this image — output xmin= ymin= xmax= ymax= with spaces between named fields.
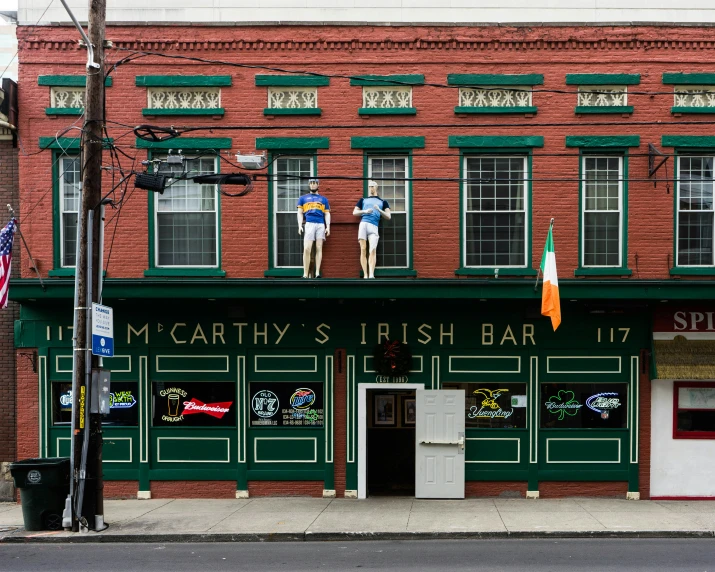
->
xmin=534 ymin=218 xmax=555 ymax=291
xmin=7 ymin=204 xmax=46 ymax=292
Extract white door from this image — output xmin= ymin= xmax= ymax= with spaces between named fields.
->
xmin=415 ymin=389 xmax=465 ymax=499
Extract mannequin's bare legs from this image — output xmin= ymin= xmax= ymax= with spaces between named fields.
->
xmin=368 ymin=246 xmax=377 ymax=278
xmin=359 ymin=239 xmax=368 ymax=278
xmin=314 ymin=239 xmax=324 ymax=276
xmin=303 ymin=241 xmax=313 ymax=278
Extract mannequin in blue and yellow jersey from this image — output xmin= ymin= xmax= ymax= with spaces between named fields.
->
xmin=297 ymin=179 xmax=331 ymax=278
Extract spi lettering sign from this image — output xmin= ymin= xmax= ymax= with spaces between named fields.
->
xmin=91 ymin=303 xmax=114 ymax=357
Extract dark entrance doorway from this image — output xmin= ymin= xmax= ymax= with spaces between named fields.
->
xmin=366 ymin=389 xmax=416 ymax=496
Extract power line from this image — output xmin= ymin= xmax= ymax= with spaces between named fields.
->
xmin=0 ymin=0 xmax=56 ymax=82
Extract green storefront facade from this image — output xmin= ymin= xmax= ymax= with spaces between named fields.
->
xmin=12 ymin=278 xmax=663 ymax=499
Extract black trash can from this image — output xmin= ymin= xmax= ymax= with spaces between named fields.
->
xmin=9 ymin=458 xmax=70 ymax=531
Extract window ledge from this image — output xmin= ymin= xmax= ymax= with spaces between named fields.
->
xmin=575 ymin=106 xmax=633 ymax=114
xmin=142 ymin=108 xmax=225 ymax=116
xmin=362 ymin=269 xmax=418 ymax=278
xmin=575 ymin=267 xmax=633 ymax=276
xmin=49 ymin=268 xmax=106 ymax=277
xmin=46 ymin=108 xmax=84 ymax=116
xmin=144 ymin=268 xmax=226 ymax=277
xmin=264 ymin=108 xmax=322 ymax=116
xmin=264 ymin=268 xmax=304 ymax=277
xmin=454 ymin=106 xmax=537 ymax=115
xmin=358 ymin=108 xmax=417 ymax=116
xmin=671 ymin=107 xmax=715 ymax=114
xmin=455 ymin=268 xmax=537 ymax=277
xmin=670 ymin=266 xmax=715 ymax=276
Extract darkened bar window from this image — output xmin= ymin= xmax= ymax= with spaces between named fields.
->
xmin=674 ymin=382 xmax=715 ymax=439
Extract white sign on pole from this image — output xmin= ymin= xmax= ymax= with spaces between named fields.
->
xmin=91 ymin=303 xmax=114 ymax=357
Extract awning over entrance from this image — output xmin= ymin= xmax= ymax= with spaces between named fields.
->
xmin=653 ymin=307 xmax=715 ymax=380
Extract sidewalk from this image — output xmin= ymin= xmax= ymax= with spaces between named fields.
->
xmin=2 ymin=497 xmax=715 ymax=543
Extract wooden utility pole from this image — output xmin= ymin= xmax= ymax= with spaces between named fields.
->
xmin=71 ymin=0 xmax=105 ymax=532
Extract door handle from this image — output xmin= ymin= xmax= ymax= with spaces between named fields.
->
xmin=457 ymin=432 xmax=465 ymax=453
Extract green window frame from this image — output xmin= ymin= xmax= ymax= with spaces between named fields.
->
xmin=39 ymin=75 xmax=112 ymax=116
xmin=258 ymin=137 xmax=330 ymax=277
xmin=49 ymin=152 xmax=81 ymax=276
xmin=137 ymin=138 xmax=231 ymax=277
xmin=566 ymin=136 xmax=636 ymax=276
xmin=448 ymin=74 xmax=543 ymax=115
xmin=450 ymin=136 xmax=541 ymax=276
xmin=664 ymin=73 xmax=715 ymax=115
xmin=136 ymin=75 xmax=231 ymax=117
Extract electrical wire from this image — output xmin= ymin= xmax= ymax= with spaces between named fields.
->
xmin=0 ymin=0 xmax=55 ymax=82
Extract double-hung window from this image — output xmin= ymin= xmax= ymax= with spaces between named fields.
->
xmin=676 ymin=155 xmax=715 ymax=266
xmin=274 ymin=155 xmax=314 ymax=268
xmin=368 ymin=156 xmax=409 ymax=269
xmin=581 ymin=155 xmax=623 ymax=267
xmin=155 ymin=157 xmax=218 ymax=267
xmin=59 ymin=156 xmax=80 ymax=268
xmin=463 ymin=155 xmax=528 ymax=268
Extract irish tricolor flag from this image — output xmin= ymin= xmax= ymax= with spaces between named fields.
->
xmin=539 ymin=224 xmax=561 ymax=331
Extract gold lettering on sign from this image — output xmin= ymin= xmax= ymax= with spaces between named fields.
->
xmin=402 ymin=323 xmax=408 ymax=344
xmin=378 ymin=323 xmax=390 ymax=343
xmin=523 ymin=324 xmax=535 ymax=346
xmin=128 ymin=323 xmax=149 ymax=344
xmin=254 ymin=323 xmax=268 ymax=345
xmin=315 ymin=323 xmax=330 ymax=345
xmin=417 ymin=324 xmax=432 ymax=345
xmin=233 ymin=323 xmax=247 ymax=344
xmin=360 ymin=323 xmax=367 ymax=345
xmin=274 ymin=323 xmax=290 ymax=345
xmin=191 ymin=324 xmax=208 ymax=345
xmin=213 ymin=323 xmax=225 ymax=345
xmin=170 ymin=323 xmax=187 ymax=344
xmin=500 ymin=325 xmax=517 ymax=346
xmin=482 ymin=324 xmax=493 ymax=345
xmin=440 ymin=323 xmax=454 ymax=345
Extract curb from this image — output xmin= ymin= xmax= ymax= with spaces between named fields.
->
xmin=1 ymin=529 xmax=714 ymax=543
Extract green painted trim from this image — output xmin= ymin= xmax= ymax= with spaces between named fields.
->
xmin=264 ymin=268 xmax=304 ymax=277
xmin=255 ymin=75 xmax=330 ymax=87
xmin=575 ymin=106 xmax=633 ymax=114
xmin=671 ymin=107 xmax=715 ymax=114
xmin=143 ymin=268 xmax=226 ymax=277
xmin=48 ymin=268 xmax=75 ymax=277
xmin=575 ymin=268 xmax=633 ymax=276
xmin=670 ymin=266 xmax=715 ymax=275
xmin=373 ymin=269 xmax=418 ymax=277
xmin=577 ymin=152 xmax=631 ymax=274
xmin=135 ymin=137 xmax=232 ymax=150
xmin=350 ymin=74 xmax=425 ymax=86
xmin=455 ymin=106 xmax=537 ymax=114
xmin=38 ymin=75 xmax=112 ymax=87
xmin=51 ymin=151 xmax=63 ymax=272
xmin=449 ymin=136 xmax=544 ymax=148
xmin=663 ymin=72 xmax=715 ymax=85
xmin=142 ymin=108 xmax=225 ymax=116
xmin=351 ymin=136 xmax=425 ymax=149
xmin=135 ymin=75 xmax=232 ymax=87
xmin=455 ymin=268 xmax=537 ymax=276
xmin=263 ymin=108 xmax=322 ymax=116
xmin=13 ymin=277 xmax=715 ymax=300
xmin=246 ymin=470 xmax=325 ymax=480
xmin=565 ymin=136 xmax=640 ymax=148
xmin=358 ymin=107 xmax=417 ymax=115
xmin=256 ymin=137 xmax=329 ymax=150
xmin=147 ymin=151 xmax=223 ymax=274
xmin=662 ymin=135 xmax=715 ymax=147
xmin=40 ymin=137 xmax=113 ymax=150
xmin=45 ymin=108 xmax=84 ymax=116
xmin=566 ymin=74 xmax=640 ymax=85
xmin=673 ymin=151 xmax=679 ymax=268
xmin=447 ymin=74 xmax=544 ymax=86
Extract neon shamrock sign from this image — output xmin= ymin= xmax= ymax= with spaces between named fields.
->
xmin=545 ymin=390 xmax=583 ymax=421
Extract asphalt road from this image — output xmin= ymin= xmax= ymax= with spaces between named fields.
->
xmin=1 ymin=539 xmax=715 ymax=572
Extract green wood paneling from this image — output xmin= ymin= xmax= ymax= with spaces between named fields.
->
xmin=662 ymin=135 xmax=715 ymax=148
xmin=574 ymin=106 xmax=634 ymax=114
xmin=157 ymin=437 xmax=231 ymax=463
xmin=38 ymin=75 xmax=113 ymax=87
xmin=256 ymin=137 xmax=330 ymax=150
xmin=135 ymin=137 xmax=232 ymax=150
xmin=447 ymin=74 xmax=544 ymax=86
xmin=104 ymin=437 xmax=133 ymax=462
xmin=155 ymin=355 xmax=230 ymax=373
xmin=565 ymin=135 xmax=640 ymax=148
xmin=255 ymin=75 xmax=330 ymax=86
xmin=264 ymin=108 xmax=322 ymax=116
xmin=566 ymin=74 xmax=640 ymax=85
xmin=546 ymin=356 xmax=622 ymax=375
xmin=454 ymin=106 xmax=538 ymax=114
xmin=663 ymin=72 xmax=715 ymax=85
xmin=466 ymin=437 xmax=521 ymax=463
xmin=351 ymin=136 xmax=425 ymax=149
xmin=142 ymin=108 xmax=225 ymax=116
xmin=254 ymin=437 xmax=318 ymax=462
xmin=135 ymin=75 xmax=232 ymax=87
xmin=254 ymin=355 xmax=318 ymax=373
xmin=358 ymin=108 xmax=417 ymax=115
xmin=350 ymin=74 xmax=425 ymax=86
xmin=448 ymin=135 xmax=544 ymax=148
xmin=546 ymin=438 xmax=621 ymax=463
xmin=450 ymin=356 xmax=521 ymax=374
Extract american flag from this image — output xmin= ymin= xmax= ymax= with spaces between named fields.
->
xmin=0 ymin=218 xmax=17 ymax=309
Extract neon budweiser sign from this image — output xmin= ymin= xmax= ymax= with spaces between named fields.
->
xmin=182 ymin=398 xmax=232 ymax=419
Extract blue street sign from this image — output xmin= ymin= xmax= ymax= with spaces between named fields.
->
xmin=91 ymin=303 xmax=114 ymax=357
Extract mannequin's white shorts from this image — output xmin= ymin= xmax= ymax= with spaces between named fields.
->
xmin=358 ymin=221 xmax=379 ymax=250
xmin=304 ymin=222 xmax=326 ymax=243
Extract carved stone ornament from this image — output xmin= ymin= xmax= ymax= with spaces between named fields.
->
xmin=674 ymin=86 xmax=715 ymax=108
xmin=363 ymin=86 xmax=412 ymax=108
xmin=51 ymin=87 xmax=85 ymax=108
xmin=146 ymin=87 xmax=221 ymax=109
xmin=267 ymin=87 xmax=318 ymax=109
xmin=458 ymin=86 xmax=532 ymax=107
xmin=577 ymin=85 xmax=628 ymax=107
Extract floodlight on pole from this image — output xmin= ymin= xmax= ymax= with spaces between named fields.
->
xmin=235 ymin=151 xmax=267 ymax=170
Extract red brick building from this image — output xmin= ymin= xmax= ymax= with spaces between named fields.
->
xmin=9 ymin=23 xmax=715 ymax=500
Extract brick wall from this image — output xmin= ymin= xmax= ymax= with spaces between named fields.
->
xmin=0 ymin=137 xmax=18 ymax=500
xmin=14 ymin=25 xmax=715 ymax=280
xmin=15 ymin=347 xmax=37 ymax=461
xmin=540 ymin=481 xmax=629 ymax=498
xmin=248 ymin=481 xmax=324 ymax=498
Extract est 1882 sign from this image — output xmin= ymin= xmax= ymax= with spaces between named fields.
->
xmin=91 ymin=303 xmax=114 ymax=357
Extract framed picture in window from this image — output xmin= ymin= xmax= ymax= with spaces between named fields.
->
xmin=374 ymin=394 xmax=396 ymax=426
xmin=403 ymin=397 xmax=416 ymax=426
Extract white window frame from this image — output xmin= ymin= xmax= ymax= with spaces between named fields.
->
xmin=675 ymin=154 xmax=715 ymax=267
xmin=367 ymin=155 xmax=410 ymax=269
xmin=273 ymin=154 xmax=315 ymax=269
xmin=59 ymin=156 xmax=80 ymax=268
xmin=581 ymin=155 xmax=624 ymax=268
xmin=462 ymin=155 xmax=529 ymax=269
xmin=153 ymin=156 xmax=219 ymax=269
